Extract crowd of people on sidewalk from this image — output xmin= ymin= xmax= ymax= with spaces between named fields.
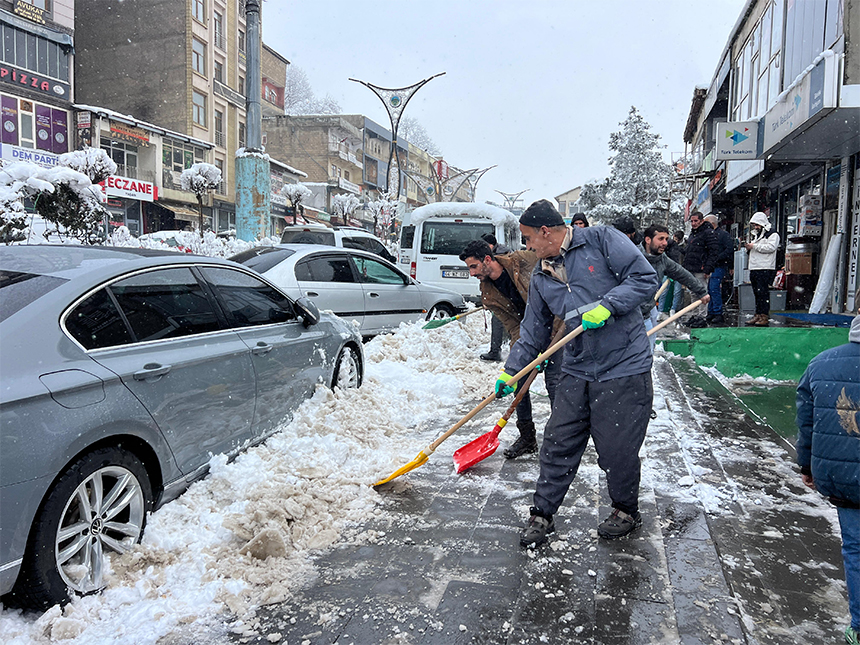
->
xmin=458 ymin=199 xmax=858 ymax=642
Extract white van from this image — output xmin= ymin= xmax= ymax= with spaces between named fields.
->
xmin=403 ymin=202 xmax=521 ymax=300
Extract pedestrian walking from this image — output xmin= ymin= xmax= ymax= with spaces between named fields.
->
xmin=460 ymin=239 xmax=562 ymax=459
xmin=745 ymin=211 xmax=779 ymax=326
xmin=704 ymin=214 xmax=733 ymax=325
xmin=495 ymin=199 xmax=658 ymax=546
xmin=682 ymin=211 xmax=719 ymax=327
xmin=639 ymin=224 xmax=709 ymax=351
xmin=477 ymin=233 xmax=512 ymax=361
xmin=796 ymin=309 xmax=860 ymax=645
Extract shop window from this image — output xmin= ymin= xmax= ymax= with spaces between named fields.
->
xmin=19 ymin=101 xmax=34 ymax=149
xmin=192 ymin=0 xmax=205 ymax=23
xmin=192 ymin=91 xmax=207 ymax=127
xmin=192 ymin=39 xmax=206 ymax=76
xmin=0 ymin=23 xmax=69 ymax=82
xmin=162 ymin=139 xmax=206 ymax=188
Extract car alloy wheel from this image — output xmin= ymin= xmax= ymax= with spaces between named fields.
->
xmin=333 ymin=346 xmax=362 ymax=390
xmin=55 ymin=465 xmax=147 ymax=594
xmin=427 ymin=304 xmax=454 ymax=320
xmin=10 ymin=447 xmax=152 ymax=609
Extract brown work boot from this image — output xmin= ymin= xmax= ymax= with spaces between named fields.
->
xmin=753 ymin=314 xmax=770 ymax=326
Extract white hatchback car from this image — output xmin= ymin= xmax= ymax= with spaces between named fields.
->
xmin=280 ymin=224 xmax=396 ymax=264
xmin=231 ymin=245 xmax=467 ymax=337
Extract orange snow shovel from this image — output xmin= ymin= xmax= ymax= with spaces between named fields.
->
xmin=450 ymin=298 xmax=706 ymax=474
xmin=372 ymin=324 xmax=586 ymax=487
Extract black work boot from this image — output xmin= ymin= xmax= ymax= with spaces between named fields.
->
xmin=520 ymin=508 xmax=554 ymax=547
xmin=504 ymin=420 xmax=537 ymax=459
xmin=480 ymin=351 xmax=502 ymax=362
xmin=597 ymin=508 xmax=642 ymax=540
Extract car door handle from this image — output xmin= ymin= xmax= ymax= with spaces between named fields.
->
xmin=252 ymin=342 xmax=273 ymax=356
xmin=306 ymin=291 xmax=319 ymax=297
xmin=369 ymin=292 xmax=380 ymax=298
xmin=133 ymin=363 xmax=172 ymax=381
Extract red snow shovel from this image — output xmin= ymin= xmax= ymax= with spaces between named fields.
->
xmin=452 ymin=368 xmax=540 ymax=473
xmin=450 ymin=298 xmax=706 ymax=474
xmin=372 ymin=325 xmax=586 ymax=486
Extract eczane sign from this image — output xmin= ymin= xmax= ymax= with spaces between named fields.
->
xmin=101 ymin=175 xmax=158 ymax=202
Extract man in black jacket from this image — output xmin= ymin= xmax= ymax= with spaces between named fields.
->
xmin=682 ymin=211 xmax=719 ymax=327
xmin=704 ymin=215 xmax=733 ymax=324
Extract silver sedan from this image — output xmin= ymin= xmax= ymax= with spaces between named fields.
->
xmin=0 ymin=245 xmax=363 ymax=608
xmin=231 ymin=244 xmax=467 ymax=337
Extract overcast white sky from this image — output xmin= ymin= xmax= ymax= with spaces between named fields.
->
xmin=263 ymin=1 xmax=748 ymax=205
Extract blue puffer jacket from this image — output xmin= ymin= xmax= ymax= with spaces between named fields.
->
xmin=506 ymin=225 xmax=658 ymax=382
xmin=796 ymin=316 xmax=860 ymax=507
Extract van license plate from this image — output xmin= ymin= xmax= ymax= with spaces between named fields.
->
xmin=442 ymin=270 xmax=469 ymax=279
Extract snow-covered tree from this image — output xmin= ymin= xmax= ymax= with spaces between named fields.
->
xmin=399 ymin=116 xmax=442 ymax=156
xmin=280 ymin=182 xmax=312 ymax=224
xmin=284 ymin=65 xmax=341 ymax=115
xmin=0 ymin=148 xmax=116 ymax=244
xmin=331 ymin=193 xmax=360 ymax=224
xmin=181 ymin=162 xmax=221 ymax=237
xmin=365 ymin=192 xmax=398 ymax=240
xmin=577 ymin=107 xmax=672 ymax=230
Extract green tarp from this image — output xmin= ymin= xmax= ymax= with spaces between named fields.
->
xmin=661 ymin=327 xmax=850 ymax=381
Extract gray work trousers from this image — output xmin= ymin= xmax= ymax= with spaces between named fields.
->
xmin=533 ymin=371 xmax=653 ymax=517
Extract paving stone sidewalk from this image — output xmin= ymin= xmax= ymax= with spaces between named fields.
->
xmin=228 ymin=356 xmax=849 ymax=645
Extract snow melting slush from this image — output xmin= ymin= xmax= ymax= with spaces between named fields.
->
xmin=0 ymin=314 xmax=846 ymax=644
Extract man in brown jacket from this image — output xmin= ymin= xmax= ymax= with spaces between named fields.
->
xmin=460 ymin=239 xmax=561 ymax=458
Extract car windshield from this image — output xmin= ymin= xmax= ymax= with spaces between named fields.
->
xmin=420 ymin=222 xmax=495 ymax=255
xmin=280 ymin=228 xmax=336 ymax=246
xmin=230 ymin=247 xmax=296 ymax=274
xmin=0 ymin=270 xmax=68 ymax=323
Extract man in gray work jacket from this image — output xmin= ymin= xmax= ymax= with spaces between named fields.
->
xmin=494 ymin=200 xmax=658 ymax=547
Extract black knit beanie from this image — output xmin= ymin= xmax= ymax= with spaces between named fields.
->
xmin=519 ymin=199 xmax=565 ymax=228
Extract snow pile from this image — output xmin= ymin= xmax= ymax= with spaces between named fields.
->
xmin=105 ymin=226 xmax=278 ymax=259
xmin=0 ymin=310 xmax=496 ymax=644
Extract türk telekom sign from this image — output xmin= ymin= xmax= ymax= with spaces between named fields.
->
xmin=100 ymin=175 xmax=158 ymax=202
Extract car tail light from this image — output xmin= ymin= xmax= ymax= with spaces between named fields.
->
xmin=410 ymin=262 xmax=416 ymax=278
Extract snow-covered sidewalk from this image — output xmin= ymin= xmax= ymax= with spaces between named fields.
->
xmin=0 ymin=313 xmax=848 ymax=644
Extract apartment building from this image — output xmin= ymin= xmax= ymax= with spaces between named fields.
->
xmin=0 ymin=0 xmax=74 ymax=168
xmin=555 ymin=187 xmax=583 ymax=219
xmin=683 ymin=0 xmax=859 ymax=312
xmin=74 ymin=0 xmax=289 ymax=230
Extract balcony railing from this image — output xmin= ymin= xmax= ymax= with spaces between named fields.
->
xmin=215 ymin=131 xmax=226 ymax=148
xmin=213 ymin=31 xmax=226 ymax=50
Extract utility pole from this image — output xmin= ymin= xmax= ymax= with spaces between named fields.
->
xmin=235 ymin=0 xmax=271 ymax=241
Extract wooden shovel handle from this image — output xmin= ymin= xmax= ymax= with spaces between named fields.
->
xmin=428 ymin=325 xmax=584 ymax=452
xmin=647 ymin=298 xmax=705 ymax=336
xmin=653 ymin=278 xmax=670 ymax=304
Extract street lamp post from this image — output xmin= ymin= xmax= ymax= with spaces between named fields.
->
xmin=349 ymin=73 xmax=445 ymax=202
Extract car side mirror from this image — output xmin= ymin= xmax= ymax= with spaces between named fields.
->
xmin=294 ymin=297 xmax=320 ymax=327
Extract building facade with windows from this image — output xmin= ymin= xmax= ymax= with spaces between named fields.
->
xmin=682 ymin=0 xmax=859 ymax=313
xmin=0 ymin=0 xmax=74 ymax=168
xmin=555 ymin=187 xmax=583 ymax=219
xmin=74 ymin=0 xmax=294 ymax=234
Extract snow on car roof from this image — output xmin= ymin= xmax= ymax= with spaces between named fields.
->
xmin=409 ymin=202 xmax=518 ymax=227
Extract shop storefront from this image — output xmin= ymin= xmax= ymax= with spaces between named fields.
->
xmin=100 ymin=174 xmax=158 ymax=236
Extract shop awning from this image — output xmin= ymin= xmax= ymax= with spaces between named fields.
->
xmin=764 ymin=107 xmax=860 ymax=162
xmin=162 ymin=204 xmax=202 ymax=222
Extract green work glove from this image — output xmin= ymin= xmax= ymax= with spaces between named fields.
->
xmin=582 ymin=304 xmax=611 ymax=329
xmin=495 ymin=371 xmax=518 ymax=398
xmin=535 ymin=353 xmax=550 ymax=373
